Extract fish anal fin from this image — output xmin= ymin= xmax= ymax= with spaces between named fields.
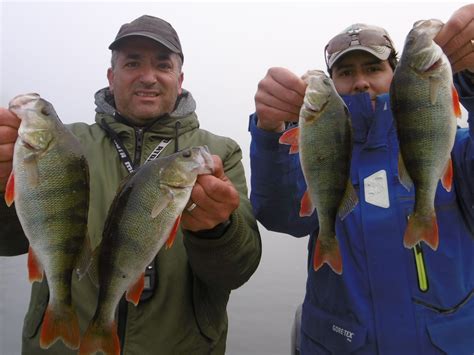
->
xmin=166 ymin=215 xmax=181 ymax=249
xmin=403 ymin=212 xmax=439 ymax=251
xmin=39 ymin=304 xmax=80 ymax=350
xmin=279 ymin=127 xmax=300 ymax=154
xmin=28 ymin=246 xmax=44 ymax=283
xmin=126 ymin=273 xmax=145 ymax=306
xmin=398 ymin=153 xmax=413 ymax=191
xmin=337 ymin=180 xmax=359 ymax=220
xmin=313 ymin=237 xmax=343 ymax=275
xmin=441 ymin=158 xmax=453 ymax=192
xmin=299 ymin=190 xmax=314 ymax=217
xmin=4 ymin=172 xmax=15 ymax=206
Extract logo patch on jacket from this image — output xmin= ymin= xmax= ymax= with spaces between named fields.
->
xmin=364 ymin=170 xmax=389 ymax=208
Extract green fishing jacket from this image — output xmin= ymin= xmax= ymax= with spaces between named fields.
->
xmin=0 ymin=88 xmax=261 ymax=354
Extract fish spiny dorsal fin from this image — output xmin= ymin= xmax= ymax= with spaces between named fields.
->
xmin=4 ymin=171 xmax=15 ymax=206
xmin=279 ymin=127 xmax=300 ymax=154
xmin=151 ymin=187 xmax=174 ymax=218
xmin=126 ymin=273 xmax=145 ymax=306
xmin=27 ymin=246 xmax=44 ymax=283
xmin=398 ymin=153 xmax=414 ymax=191
xmin=441 ymin=158 xmax=453 ymax=192
xmin=452 ymin=85 xmax=462 ymax=118
xmin=299 ymin=190 xmax=314 ymax=217
xmin=165 ymin=215 xmax=181 ymax=249
xmin=337 ymin=179 xmax=359 ymax=220
xmin=87 ymin=246 xmax=101 ymax=288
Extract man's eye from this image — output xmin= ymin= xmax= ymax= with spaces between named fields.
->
xmin=158 ymin=62 xmax=172 ymax=70
xmin=125 ymin=62 xmax=139 ymax=68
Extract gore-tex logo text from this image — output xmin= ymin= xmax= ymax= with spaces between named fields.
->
xmin=332 ymin=324 xmax=354 ymax=343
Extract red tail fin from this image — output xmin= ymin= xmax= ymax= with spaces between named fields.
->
xmin=79 ymin=320 xmax=120 ymax=355
xmin=39 ymin=303 xmax=80 ymax=350
xmin=403 ymin=212 xmax=439 ymax=251
xmin=313 ymin=238 xmax=343 ymax=275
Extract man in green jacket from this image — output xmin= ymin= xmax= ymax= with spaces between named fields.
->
xmin=0 ymin=15 xmax=261 ymax=354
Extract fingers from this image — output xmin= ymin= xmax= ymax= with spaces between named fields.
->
xmin=255 ymin=67 xmax=306 ymax=131
xmin=434 ymin=4 xmax=474 ymax=73
xmin=0 ymin=108 xmax=19 ymax=192
xmin=181 ymin=156 xmax=239 ymax=232
xmin=0 ymin=107 xmax=21 ymax=129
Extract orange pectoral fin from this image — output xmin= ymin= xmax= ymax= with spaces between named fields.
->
xmin=278 ymin=127 xmax=300 ymax=154
xmin=299 ymin=190 xmax=314 ymax=217
xmin=441 ymin=158 xmax=453 ymax=192
xmin=452 ymin=85 xmax=462 ymax=118
xmin=4 ymin=172 xmax=15 ymax=207
xmin=28 ymin=246 xmax=44 ymax=283
xmin=165 ymin=215 xmax=181 ymax=250
xmin=126 ymin=273 xmax=145 ymax=306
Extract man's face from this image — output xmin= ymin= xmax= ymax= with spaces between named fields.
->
xmin=107 ymin=37 xmax=184 ymax=125
xmin=331 ymin=50 xmax=394 ymax=108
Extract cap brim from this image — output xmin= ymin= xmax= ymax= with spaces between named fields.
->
xmin=328 ymin=45 xmax=391 ymax=69
xmin=108 ymin=32 xmax=181 ymax=54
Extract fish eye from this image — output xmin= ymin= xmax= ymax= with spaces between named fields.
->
xmin=182 ymin=150 xmax=192 ymax=158
xmin=41 ymin=105 xmax=51 ymax=116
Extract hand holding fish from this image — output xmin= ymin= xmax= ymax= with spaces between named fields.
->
xmin=0 ymin=107 xmax=20 ymax=192
xmin=434 ymin=3 xmax=474 ymax=73
xmin=181 ymin=155 xmax=240 ymax=232
xmin=255 ymin=67 xmax=306 ymax=132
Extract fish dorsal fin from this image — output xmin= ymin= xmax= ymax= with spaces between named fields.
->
xmin=279 ymin=127 xmax=300 ymax=154
xmin=398 ymin=153 xmax=414 ymax=191
xmin=151 ymin=187 xmax=174 ymax=218
xmin=452 ymin=85 xmax=462 ymax=118
xmin=4 ymin=171 xmax=15 ymax=206
xmin=337 ymin=180 xmax=359 ymax=220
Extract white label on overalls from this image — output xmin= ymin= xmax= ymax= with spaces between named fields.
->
xmin=364 ymin=170 xmax=389 ymax=208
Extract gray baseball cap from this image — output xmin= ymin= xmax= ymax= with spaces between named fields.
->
xmin=325 ymin=23 xmax=395 ymax=69
xmin=109 ymin=15 xmax=184 ymax=62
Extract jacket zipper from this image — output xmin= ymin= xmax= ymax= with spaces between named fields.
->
xmin=133 ymin=127 xmax=144 ymax=168
xmin=413 ymin=243 xmax=429 ymax=292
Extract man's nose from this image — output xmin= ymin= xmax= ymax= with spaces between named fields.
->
xmin=353 ymin=74 xmax=370 ymax=93
xmin=139 ymin=67 xmax=158 ymax=85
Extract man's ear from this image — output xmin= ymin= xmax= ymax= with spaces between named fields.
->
xmin=107 ymin=68 xmax=114 ymax=91
xmin=178 ymin=72 xmax=184 ymax=95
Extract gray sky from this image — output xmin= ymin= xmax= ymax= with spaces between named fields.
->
xmin=1 ymin=1 xmax=470 ymax=354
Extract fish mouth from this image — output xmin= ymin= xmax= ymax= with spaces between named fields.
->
xmin=9 ymin=93 xmax=41 ymax=115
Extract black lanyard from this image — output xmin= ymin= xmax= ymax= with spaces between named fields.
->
xmin=100 ymin=119 xmax=171 ymax=173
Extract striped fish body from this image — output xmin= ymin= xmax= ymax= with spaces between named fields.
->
xmin=6 ymin=93 xmax=90 ymax=350
xmin=79 ymin=146 xmax=214 ymax=355
xmin=280 ymin=70 xmax=357 ymax=275
xmin=390 ymin=19 xmax=460 ymax=251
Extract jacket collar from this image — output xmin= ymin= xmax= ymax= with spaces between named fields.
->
xmin=342 ymin=92 xmax=395 ymax=149
xmin=93 ymin=87 xmax=200 ymax=139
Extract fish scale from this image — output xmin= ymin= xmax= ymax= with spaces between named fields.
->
xmin=5 ymin=93 xmax=90 ymax=350
xmin=390 ymin=19 xmax=460 ymax=251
